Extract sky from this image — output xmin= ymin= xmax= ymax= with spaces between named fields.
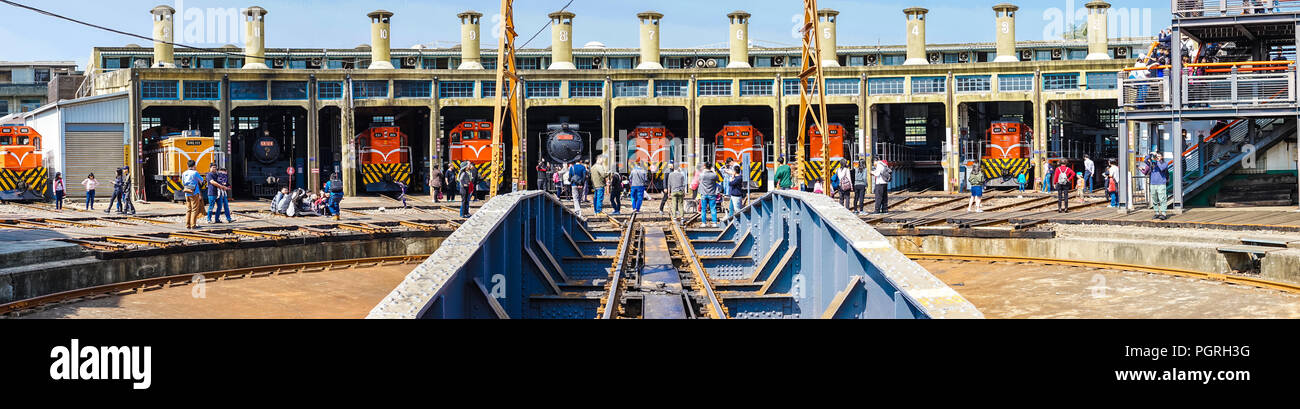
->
xmin=0 ymin=0 xmax=1172 ymax=69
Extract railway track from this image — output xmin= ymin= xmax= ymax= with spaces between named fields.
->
xmin=905 ymin=253 xmax=1300 ymax=294
xmin=0 ymin=255 xmax=429 ymax=317
xmin=597 ymin=214 xmax=727 ymax=319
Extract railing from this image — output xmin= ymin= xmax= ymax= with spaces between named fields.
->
xmin=874 ymin=142 xmax=918 ymax=164
xmin=1184 ymin=63 xmax=1295 ymax=106
xmin=1172 ymin=0 xmax=1300 ymax=18
xmin=1181 ymin=118 xmax=1278 ymax=180
xmin=1120 ymin=77 xmax=1171 ymax=108
xmin=1048 ymin=139 xmax=1094 ymax=161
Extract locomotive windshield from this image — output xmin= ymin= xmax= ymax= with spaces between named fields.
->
xmin=479 ymin=131 xmax=491 ymax=140
xmin=0 ymin=136 xmax=9 ymax=145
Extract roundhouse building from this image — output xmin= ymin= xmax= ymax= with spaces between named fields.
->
xmin=80 ymin=4 xmax=1144 ymax=198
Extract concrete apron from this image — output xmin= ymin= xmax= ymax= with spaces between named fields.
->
xmin=0 ymin=236 xmax=445 ymax=304
xmin=887 ymin=235 xmax=1300 ymax=286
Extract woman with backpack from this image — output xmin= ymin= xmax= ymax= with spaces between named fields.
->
xmin=835 ymin=160 xmax=853 ymax=209
xmin=967 ymin=164 xmax=986 ymax=213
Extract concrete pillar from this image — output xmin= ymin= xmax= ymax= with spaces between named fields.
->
xmin=242 ymin=6 xmax=268 ymax=69
xmin=727 ymin=11 xmax=751 ymax=68
xmin=690 ymin=75 xmax=699 ymax=175
xmin=219 ymin=75 xmax=230 ymax=169
xmin=368 ymin=10 xmax=395 ymax=69
xmin=458 ymin=11 xmax=484 ymax=70
xmin=1085 ymin=1 xmax=1111 ymax=60
xmin=430 ymin=79 xmax=441 ymax=193
xmin=150 ymin=5 xmax=176 ymax=68
xmin=308 ymin=75 xmax=319 ymax=190
xmin=903 ymin=8 xmax=929 ymax=66
xmin=1172 ymin=119 xmax=1183 ymax=211
xmin=548 ymin=11 xmax=576 ymax=70
xmin=636 ymin=12 xmax=664 ymax=69
xmin=342 ymin=76 xmax=356 ymax=196
xmin=817 ymin=9 xmax=840 ymax=68
xmin=993 ymin=4 xmax=1019 ymax=63
xmin=774 ymin=75 xmax=784 ymax=161
xmin=1118 ymin=119 xmax=1129 ymax=210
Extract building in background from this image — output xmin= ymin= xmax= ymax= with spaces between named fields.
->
xmin=0 ymin=61 xmax=79 ymax=116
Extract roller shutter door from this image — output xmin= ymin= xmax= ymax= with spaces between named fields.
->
xmin=65 ymin=131 xmax=124 ymax=197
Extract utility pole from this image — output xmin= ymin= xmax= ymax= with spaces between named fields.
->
xmin=796 ymin=0 xmax=831 ymax=195
xmin=490 ymin=0 xmax=523 ymax=196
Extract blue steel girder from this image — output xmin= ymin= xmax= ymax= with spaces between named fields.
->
xmin=368 ymin=192 xmax=605 ymax=319
xmin=713 ymin=191 xmax=983 ymax=319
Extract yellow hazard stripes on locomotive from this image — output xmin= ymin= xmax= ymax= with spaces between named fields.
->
xmin=801 ymin=160 xmax=840 ymax=185
xmin=449 ymin=161 xmax=502 ymax=185
xmin=712 ymin=161 xmax=766 ymax=189
xmin=361 ymin=163 xmax=412 ymax=186
xmin=163 ymin=176 xmax=183 ymax=196
xmin=0 ymin=167 xmax=50 ymax=195
xmin=980 ymin=158 xmax=1031 ymax=180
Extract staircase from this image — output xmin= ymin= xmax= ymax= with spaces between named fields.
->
xmin=1182 ymin=117 xmax=1296 ymax=200
xmin=1214 ymin=173 xmax=1299 ymax=207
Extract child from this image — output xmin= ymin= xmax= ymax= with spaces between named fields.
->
xmin=81 ymin=173 xmax=98 ymax=210
xmin=1016 ymin=172 xmax=1027 ymax=194
xmin=53 ymin=172 xmax=65 ymax=210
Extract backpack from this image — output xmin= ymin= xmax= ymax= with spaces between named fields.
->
xmin=838 ymin=170 xmax=853 ymax=192
xmin=1056 ymin=168 xmax=1071 ymax=186
xmin=328 ymin=180 xmax=343 ymax=193
xmin=552 ymin=171 xmax=562 ymax=184
xmin=569 ymin=166 xmax=586 ymax=185
xmin=882 ymin=167 xmax=893 ymax=183
xmin=1107 ymin=177 xmax=1117 ymax=192
xmin=830 ymin=172 xmax=840 ymax=189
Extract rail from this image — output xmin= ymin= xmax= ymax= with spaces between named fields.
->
xmin=669 ymin=221 xmax=726 ymax=319
xmin=598 ymin=213 xmax=638 ymax=319
xmin=1172 ymin=0 xmax=1300 ymax=18
xmin=1 ymin=255 xmax=427 ymax=316
xmin=906 ymin=253 xmax=1300 ymax=294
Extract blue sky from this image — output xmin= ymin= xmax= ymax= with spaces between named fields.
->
xmin=0 ymin=0 xmax=1171 ymax=69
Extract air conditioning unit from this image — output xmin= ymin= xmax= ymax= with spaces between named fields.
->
xmin=1051 ymin=49 xmax=1063 ymax=59
xmin=1114 ymin=47 xmax=1129 ymax=58
xmin=272 ymin=58 xmax=286 ymax=68
xmin=705 ymin=58 xmax=718 ymax=68
xmin=958 ymin=52 xmax=970 ymax=63
xmin=865 ymin=54 xmax=878 ymax=65
xmin=773 ymin=56 xmax=786 ymax=66
xmin=403 ymin=56 xmax=418 ymax=67
xmin=928 ymin=52 xmax=941 ymax=63
xmin=1020 ymin=49 xmax=1033 ymax=61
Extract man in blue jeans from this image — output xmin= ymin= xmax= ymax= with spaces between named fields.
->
xmin=589 ymin=159 xmax=608 ymax=214
xmin=630 ymin=163 xmax=648 ymax=213
xmin=205 ymin=165 xmax=233 ymax=223
xmin=696 ymin=165 xmax=719 ymax=227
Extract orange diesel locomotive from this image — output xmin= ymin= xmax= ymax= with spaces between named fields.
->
xmin=448 ymin=120 xmax=495 ymax=183
xmin=0 ymin=125 xmax=48 ymax=200
xmin=358 ymin=125 xmax=412 ymax=193
xmin=713 ymin=122 xmax=765 ymax=189
xmin=979 ymin=120 xmax=1032 ymax=186
xmin=803 ymin=123 xmax=847 ymax=183
xmin=627 ymin=123 xmax=678 ymax=183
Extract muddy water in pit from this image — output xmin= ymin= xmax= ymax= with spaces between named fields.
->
xmin=920 ymin=260 xmax=1300 ymax=318
xmin=12 ymin=263 xmax=416 ymax=319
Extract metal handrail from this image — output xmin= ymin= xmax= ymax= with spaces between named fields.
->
xmin=1172 ymin=0 xmax=1299 ymax=17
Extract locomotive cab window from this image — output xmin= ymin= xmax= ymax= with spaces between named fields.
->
xmin=450 ymin=132 xmax=461 ymax=143
xmin=479 ymin=131 xmax=491 ymax=140
xmin=0 ymin=136 xmax=10 ymax=145
xmin=17 ymin=136 xmax=28 ymax=145
xmin=33 ymin=137 xmax=40 ymax=149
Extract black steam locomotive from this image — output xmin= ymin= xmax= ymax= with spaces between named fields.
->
xmin=543 ymin=123 xmax=588 ymax=165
